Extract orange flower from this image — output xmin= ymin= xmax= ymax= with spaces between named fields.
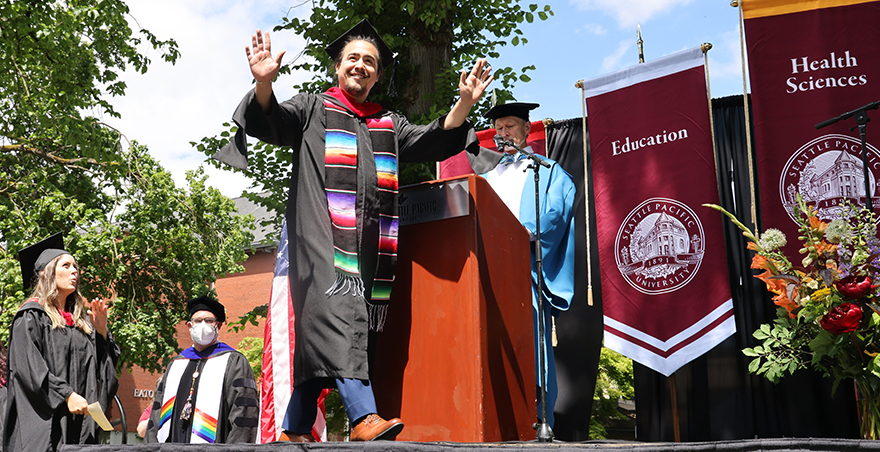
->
xmin=754 ymin=269 xmax=786 ymax=295
xmin=808 ymin=211 xmax=828 ymax=234
xmin=772 ymin=292 xmax=799 ymax=318
xmin=751 ymin=255 xmax=775 ymax=273
xmin=811 ymin=240 xmax=837 ymax=256
xmin=753 ymin=269 xmax=798 ymax=317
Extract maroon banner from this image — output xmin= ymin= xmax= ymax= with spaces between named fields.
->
xmin=584 ymin=48 xmax=734 ymax=376
xmin=744 ymin=0 xmax=880 ymax=255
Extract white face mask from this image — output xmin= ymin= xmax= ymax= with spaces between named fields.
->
xmin=190 ymin=321 xmax=218 ymax=346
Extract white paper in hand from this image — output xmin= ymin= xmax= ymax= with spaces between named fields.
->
xmin=87 ymin=401 xmax=113 ymax=431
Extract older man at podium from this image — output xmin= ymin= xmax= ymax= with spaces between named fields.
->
xmin=480 ymin=102 xmax=576 ymax=429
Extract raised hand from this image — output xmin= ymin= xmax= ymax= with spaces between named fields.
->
xmin=458 ymin=58 xmax=493 ymax=107
xmin=87 ymin=298 xmax=109 ymax=340
xmin=246 ymin=29 xmax=286 ymax=84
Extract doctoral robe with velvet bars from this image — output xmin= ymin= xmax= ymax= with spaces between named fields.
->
xmin=144 ymin=343 xmax=258 ymax=443
xmin=212 ymin=90 xmax=499 ymax=386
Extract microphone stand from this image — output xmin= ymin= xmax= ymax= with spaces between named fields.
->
xmin=816 ymin=100 xmax=880 ymax=211
xmin=503 ymin=141 xmax=553 ymax=442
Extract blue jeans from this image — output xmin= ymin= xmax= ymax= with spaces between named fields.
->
xmin=282 ymin=377 xmax=377 ymax=434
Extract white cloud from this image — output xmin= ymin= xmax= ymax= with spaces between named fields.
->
xmin=577 ymin=23 xmax=608 ymax=35
xmin=569 ymin=0 xmax=696 ymax=29
xmin=706 ymin=28 xmax=749 ymax=97
xmin=601 ymin=40 xmax=634 ymax=73
xmin=104 ymin=0 xmax=313 ymax=199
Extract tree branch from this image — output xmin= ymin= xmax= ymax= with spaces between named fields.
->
xmin=2 ymin=144 xmax=118 ymax=171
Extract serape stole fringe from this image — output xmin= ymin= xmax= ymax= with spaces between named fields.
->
xmin=324 ymin=100 xmax=398 ymax=331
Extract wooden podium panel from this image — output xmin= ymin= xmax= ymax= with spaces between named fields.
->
xmin=373 ymin=174 xmax=536 ymax=442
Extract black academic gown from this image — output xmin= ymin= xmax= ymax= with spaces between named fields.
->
xmin=213 ymin=91 xmax=499 ymax=387
xmin=144 ymin=343 xmax=259 ymax=444
xmin=3 ymin=301 xmax=119 ymax=452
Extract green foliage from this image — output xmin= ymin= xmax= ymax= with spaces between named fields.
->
xmin=237 ymin=336 xmax=264 ymax=381
xmin=196 ymin=0 xmax=552 ymax=219
xmin=741 ymin=310 xmax=815 ymax=384
xmin=0 ymin=0 xmax=179 ymax=160
xmin=590 ymin=347 xmax=634 ymax=439
xmin=323 ymin=389 xmax=349 ymax=440
xmin=714 ymin=197 xmax=880 ymax=398
xmin=0 ymin=144 xmax=254 ymax=373
xmin=272 ymin=0 xmax=551 ymax=125
xmin=0 ymin=1 xmax=253 ymax=374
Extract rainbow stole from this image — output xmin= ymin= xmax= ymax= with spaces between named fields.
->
xmin=323 ymin=99 xmax=398 ymax=331
xmin=156 ymin=352 xmax=230 ymax=443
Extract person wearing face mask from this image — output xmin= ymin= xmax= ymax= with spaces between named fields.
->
xmin=144 ymin=295 xmax=258 ymax=444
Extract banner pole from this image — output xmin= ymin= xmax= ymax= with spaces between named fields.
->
xmin=703 ymin=41 xmax=727 ymax=229
xmin=702 ymin=43 xmax=720 ymax=179
xmin=733 ymin=0 xmax=758 ymax=233
xmin=669 ymin=374 xmax=681 ymax=442
xmin=576 ymin=79 xmax=593 ymax=307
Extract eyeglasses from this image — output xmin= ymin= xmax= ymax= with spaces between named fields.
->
xmin=190 ymin=318 xmax=218 ymax=326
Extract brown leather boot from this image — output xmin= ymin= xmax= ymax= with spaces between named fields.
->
xmin=278 ymin=430 xmax=316 ymax=442
xmin=350 ymin=413 xmax=404 ymax=441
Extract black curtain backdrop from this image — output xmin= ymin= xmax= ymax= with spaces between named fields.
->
xmin=545 ymin=95 xmax=859 ymax=442
xmin=546 ymin=118 xmax=604 ymax=441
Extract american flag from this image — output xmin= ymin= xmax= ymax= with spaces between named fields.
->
xmin=258 ymin=220 xmax=329 ymax=442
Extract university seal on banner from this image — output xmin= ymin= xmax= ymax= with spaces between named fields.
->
xmin=615 ymin=198 xmax=705 ymax=295
xmin=779 ymin=133 xmax=880 ymax=223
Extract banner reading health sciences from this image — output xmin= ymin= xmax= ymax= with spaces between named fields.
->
xmin=743 ymin=0 xmax=880 ymax=254
xmin=584 ymin=47 xmax=734 ymax=376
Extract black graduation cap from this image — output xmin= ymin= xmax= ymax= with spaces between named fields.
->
xmin=325 ymin=19 xmax=395 ymax=70
xmin=186 ymin=295 xmax=226 ymax=323
xmin=17 ymin=232 xmax=70 ymax=292
xmin=483 ymin=102 xmax=540 ymax=122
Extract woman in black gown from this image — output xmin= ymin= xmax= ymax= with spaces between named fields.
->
xmin=4 ymin=236 xmax=119 ymax=451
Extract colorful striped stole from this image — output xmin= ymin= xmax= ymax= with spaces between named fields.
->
xmin=324 ymin=99 xmax=398 ymax=331
xmin=156 ymin=351 xmax=231 ymax=443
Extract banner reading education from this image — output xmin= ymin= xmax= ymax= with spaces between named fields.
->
xmin=584 ymin=47 xmax=734 ymax=376
xmin=743 ymin=0 xmax=880 ymax=255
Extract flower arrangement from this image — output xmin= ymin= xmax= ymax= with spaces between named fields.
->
xmin=705 ymin=195 xmax=880 ymax=439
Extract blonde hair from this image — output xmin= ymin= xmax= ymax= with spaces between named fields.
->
xmin=27 ymin=254 xmax=92 ymax=334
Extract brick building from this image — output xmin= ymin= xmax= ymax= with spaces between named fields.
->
xmin=114 ymin=196 xmax=277 ymax=440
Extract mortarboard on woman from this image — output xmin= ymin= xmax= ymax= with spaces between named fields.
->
xmin=4 ymin=233 xmax=120 ymax=451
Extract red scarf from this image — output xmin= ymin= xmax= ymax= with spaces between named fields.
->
xmin=325 ymin=87 xmax=382 ymax=118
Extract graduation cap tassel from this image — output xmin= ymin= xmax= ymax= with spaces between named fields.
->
xmin=386 ymin=57 xmax=399 ymax=98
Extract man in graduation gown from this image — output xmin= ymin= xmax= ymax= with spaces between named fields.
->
xmin=145 ymin=296 xmax=259 ymax=443
xmin=211 ymin=20 xmax=498 ymax=442
xmin=480 ymin=102 xmax=576 ymax=429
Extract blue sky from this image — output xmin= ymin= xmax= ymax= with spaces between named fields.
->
xmin=108 ymin=0 xmax=746 ymax=198
xmin=497 ymin=0 xmax=745 ymax=121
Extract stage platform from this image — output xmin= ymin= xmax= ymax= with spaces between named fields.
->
xmin=61 ymin=438 xmax=879 ymax=451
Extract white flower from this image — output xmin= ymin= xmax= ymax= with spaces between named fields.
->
xmin=824 ymin=219 xmax=850 ymax=243
xmin=759 ymin=228 xmax=787 ymax=251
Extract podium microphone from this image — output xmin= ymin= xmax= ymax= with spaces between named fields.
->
xmin=493 ymin=134 xmax=511 ymax=150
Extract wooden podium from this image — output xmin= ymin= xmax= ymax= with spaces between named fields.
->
xmin=373 ymin=174 xmax=536 ymax=442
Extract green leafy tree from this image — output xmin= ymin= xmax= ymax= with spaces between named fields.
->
xmin=195 ymin=0 xmax=553 ymax=240
xmin=590 ymin=347 xmax=635 ymax=439
xmin=0 ymin=0 xmax=254 ymax=373
xmin=237 ymin=336 xmax=264 ymax=381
